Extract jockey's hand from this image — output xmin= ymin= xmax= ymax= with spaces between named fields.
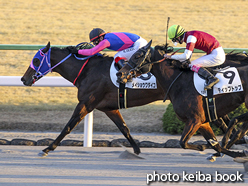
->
xmin=180 ymin=60 xmax=191 ymax=70
xmin=164 ymin=54 xmax=171 ymax=59
xmin=71 ymin=48 xmax=78 ymax=54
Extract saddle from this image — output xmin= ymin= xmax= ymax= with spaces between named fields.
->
xmin=171 ymin=60 xmax=235 ymax=122
xmin=114 ymin=47 xmax=154 ymax=73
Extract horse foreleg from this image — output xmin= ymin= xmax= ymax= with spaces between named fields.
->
xmin=104 ymin=110 xmax=140 ymax=155
xmin=180 ymin=122 xmax=209 ymax=151
xmin=198 ymin=122 xmax=223 ymax=161
xmin=40 ymin=101 xmax=90 ymax=156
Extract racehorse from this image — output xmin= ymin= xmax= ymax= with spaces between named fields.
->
xmin=116 ymin=40 xmax=248 ymax=158
xmin=21 ymin=42 xmax=167 ymax=156
xmin=21 ymin=42 xmax=243 ymax=158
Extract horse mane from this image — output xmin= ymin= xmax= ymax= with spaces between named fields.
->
xmin=154 ymin=44 xmax=174 ymax=54
xmin=226 ymin=52 xmax=248 ymax=62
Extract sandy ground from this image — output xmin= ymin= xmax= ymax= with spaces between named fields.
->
xmin=0 ymin=101 xmax=169 ymax=133
xmin=0 ymin=146 xmax=247 ymax=186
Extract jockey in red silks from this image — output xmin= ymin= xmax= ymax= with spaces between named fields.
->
xmin=73 ymin=28 xmax=148 ymax=67
xmin=164 ymin=25 xmax=226 ymax=90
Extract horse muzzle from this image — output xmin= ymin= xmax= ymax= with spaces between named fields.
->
xmin=21 ymin=76 xmax=34 ymax=86
xmin=116 ymin=72 xmax=128 ymax=84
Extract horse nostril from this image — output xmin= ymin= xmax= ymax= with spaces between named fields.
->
xmin=116 ymin=72 xmax=122 ymax=78
xmin=21 ymin=77 xmax=25 ymax=82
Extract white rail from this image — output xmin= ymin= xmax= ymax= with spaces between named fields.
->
xmin=0 ymin=76 xmax=93 ymax=147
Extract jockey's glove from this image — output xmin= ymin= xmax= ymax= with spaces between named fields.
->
xmin=71 ymin=48 xmax=78 ymax=54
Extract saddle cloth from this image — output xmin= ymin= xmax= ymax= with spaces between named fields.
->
xmin=194 ymin=67 xmax=243 ymax=96
xmin=110 ymin=60 xmax=157 ymax=89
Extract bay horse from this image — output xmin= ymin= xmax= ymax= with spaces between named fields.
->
xmin=21 ymin=42 xmax=242 ymax=158
xmin=116 ymin=40 xmax=248 ymax=159
xmin=21 ymin=42 xmax=167 ymax=156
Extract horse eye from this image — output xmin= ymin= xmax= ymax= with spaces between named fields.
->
xmin=33 ymin=58 xmax=40 ymax=67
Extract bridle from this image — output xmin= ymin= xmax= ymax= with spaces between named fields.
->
xmin=30 ymin=48 xmax=72 ymax=83
xmin=30 ymin=43 xmax=100 ymax=84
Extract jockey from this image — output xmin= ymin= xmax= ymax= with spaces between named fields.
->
xmin=72 ymin=28 xmax=148 ymax=68
xmin=164 ymin=25 xmax=226 ymax=90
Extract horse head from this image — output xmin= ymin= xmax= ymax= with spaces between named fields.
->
xmin=21 ymin=42 xmax=51 ymax=86
xmin=116 ymin=40 xmax=152 ymax=84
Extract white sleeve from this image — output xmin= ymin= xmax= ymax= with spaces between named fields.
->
xmin=171 ymin=49 xmax=192 ymax=61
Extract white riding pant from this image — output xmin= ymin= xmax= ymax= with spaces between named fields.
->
xmin=190 ymin=47 xmax=226 ymax=68
xmin=114 ymin=37 xmax=148 ymax=61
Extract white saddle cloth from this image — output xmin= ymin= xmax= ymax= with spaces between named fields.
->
xmin=110 ymin=61 xmax=157 ymax=89
xmin=194 ymin=67 xmax=243 ymax=96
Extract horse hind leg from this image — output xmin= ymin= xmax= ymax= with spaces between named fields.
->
xmin=198 ymin=122 xmax=225 ymax=161
xmin=104 ymin=110 xmax=140 ymax=155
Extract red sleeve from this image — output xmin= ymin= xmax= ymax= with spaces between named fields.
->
xmin=186 ymin=42 xmax=196 ymax=52
xmin=78 ymin=40 xmax=110 ymax=56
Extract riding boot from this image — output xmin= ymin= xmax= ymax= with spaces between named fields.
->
xmin=197 ymin=67 xmax=219 ymax=90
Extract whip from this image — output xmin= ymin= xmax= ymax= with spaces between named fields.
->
xmin=165 ymin=17 xmax=170 ymax=52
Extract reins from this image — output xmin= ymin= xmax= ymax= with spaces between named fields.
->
xmin=73 ymin=58 xmax=90 ymax=85
xmin=32 ymin=48 xmax=72 ymax=80
xmin=32 ymin=43 xmax=99 ymax=85
xmin=33 ymin=51 xmax=73 ymax=80
xmin=135 ymin=48 xmax=185 ymax=71
xmin=133 ymin=47 xmax=186 ymax=102
xmin=163 ymin=71 xmax=183 ymax=102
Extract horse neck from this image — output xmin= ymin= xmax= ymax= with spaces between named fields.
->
xmin=151 ymin=61 xmax=182 ymax=93
xmin=150 ymin=50 xmax=181 ymax=92
xmin=50 ymin=48 xmax=82 ymax=84
xmin=50 ymin=48 xmax=112 ymax=86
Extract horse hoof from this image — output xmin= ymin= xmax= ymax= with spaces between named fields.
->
xmin=134 ymin=150 xmax=141 ymax=155
xmin=220 ymin=153 xmax=225 ymax=158
xmin=244 ymin=150 xmax=248 ymax=157
xmin=244 ymin=136 xmax=248 ymax=144
xmin=206 ymin=155 xmax=216 ymax=162
xmin=38 ymin=151 xmax=48 ymax=157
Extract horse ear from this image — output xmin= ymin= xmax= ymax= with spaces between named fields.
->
xmin=42 ymin=41 xmax=51 ymax=53
xmin=148 ymin=40 xmax=152 ymax=47
xmin=145 ymin=40 xmax=152 ymax=49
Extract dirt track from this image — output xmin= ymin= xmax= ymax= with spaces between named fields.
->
xmin=0 ymin=146 xmax=247 ymax=186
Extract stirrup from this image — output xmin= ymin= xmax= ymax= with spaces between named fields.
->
xmin=204 ymin=78 xmax=219 ymax=90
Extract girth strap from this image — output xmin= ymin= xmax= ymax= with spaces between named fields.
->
xmin=205 ymin=88 xmax=218 ymax=122
xmin=118 ymin=83 xmax=127 ymax=109
xmin=73 ymin=58 xmax=90 ymax=85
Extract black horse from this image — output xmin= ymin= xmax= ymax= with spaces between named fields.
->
xmin=117 ymin=41 xmax=248 ymax=159
xmin=21 ymin=42 xmax=242 ymax=158
xmin=21 ymin=42 xmax=167 ymax=156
